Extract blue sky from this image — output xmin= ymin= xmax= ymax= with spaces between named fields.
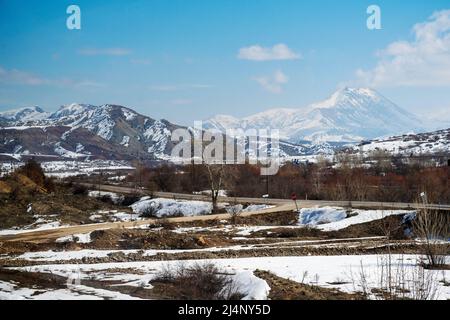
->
xmin=1 ymin=0 xmax=450 ymax=124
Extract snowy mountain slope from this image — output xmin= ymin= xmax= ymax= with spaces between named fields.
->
xmin=204 ymin=88 xmax=424 ymax=143
xmin=0 ymin=106 xmax=50 ymax=125
xmin=0 ymin=104 xmax=181 ymax=160
xmin=352 ymin=127 xmax=450 ymax=156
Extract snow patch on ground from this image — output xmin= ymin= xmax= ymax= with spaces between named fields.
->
xmin=111 ymin=211 xmax=138 ymax=222
xmin=56 ymin=232 xmax=92 ymax=244
xmin=15 ymin=249 xmax=141 ymax=261
xmin=193 ymin=189 xmax=228 ymax=197
xmin=122 ymin=108 xmax=137 ymax=121
xmin=243 ymin=204 xmax=275 ymax=212
xmin=232 ymin=270 xmax=270 ymax=300
xmin=298 ymin=207 xmax=415 ymax=231
xmin=0 ymin=220 xmax=64 ymax=236
xmin=299 ymin=207 xmax=347 ymax=226
xmin=130 ymin=197 xmax=212 ymax=217
xmin=88 ymin=190 xmax=124 ymax=204
xmin=0 ymin=280 xmax=140 ymax=300
xmin=120 ymin=136 xmax=130 ymax=147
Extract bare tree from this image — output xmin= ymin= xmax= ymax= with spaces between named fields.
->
xmin=205 ymin=163 xmax=226 ymax=213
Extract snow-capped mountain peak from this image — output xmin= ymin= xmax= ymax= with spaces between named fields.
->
xmin=205 ymin=87 xmax=424 ymax=143
xmin=308 ymin=87 xmax=380 ymax=110
xmin=0 ymin=106 xmax=49 ymax=123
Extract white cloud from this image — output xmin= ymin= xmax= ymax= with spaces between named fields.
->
xmin=0 ymin=66 xmax=49 ymax=85
xmin=0 ymin=66 xmax=105 ymax=89
xmin=238 ymin=43 xmax=301 ymax=61
xmin=253 ymin=70 xmax=289 ymax=93
xmin=355 ymin=10 xmax=450 ymax=87
xmin=78 ymin=48 xmax=132 ymax=56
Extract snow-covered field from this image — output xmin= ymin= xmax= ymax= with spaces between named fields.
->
xmin=3 ymin=255 xmax=448 ymax=300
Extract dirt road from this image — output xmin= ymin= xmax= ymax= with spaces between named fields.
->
xmin=0 ymin=203 xmax=294 ymax=243
xmin=90 ymin=183 xmax=450 ymax=211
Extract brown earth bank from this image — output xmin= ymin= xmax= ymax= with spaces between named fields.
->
xmin=166 ymin=210 xmax=298 ymax=228
xmin=252 ymin=215 xmax=410 ymax=240
xmin=0 ymin=269 xmax=67 ymax=291
xmin=0 ymin=183 xmax=130 ymax=229
xmin=89 ymin=229 xmax=233 ymax=250
xmin=253 ymin=270 xmax=364 ymax=300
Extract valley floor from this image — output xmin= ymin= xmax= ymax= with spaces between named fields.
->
xmin=0 ymin=182 xmax=449 ymax=300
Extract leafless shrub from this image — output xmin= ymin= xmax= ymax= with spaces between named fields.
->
xmin=72 ymin=184 xmax=88 ymax=196
xmin=152 ymin=262 xmax=244 ymax=300
xmin=120 ymin=194 xmax=141 ymax=206
xmin=413 ymin=207 xmax=449 ymax=267
xmin=227 ymin=198 xmax=243 ymax=225
xmin=140 ymin=203 xmax=162 ymax=218
xmin=98 ymin=194 xmax=114 ymax=205
xmin=158 ymin=218 xmax=175 ymax=230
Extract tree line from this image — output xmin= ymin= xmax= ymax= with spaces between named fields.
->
xmin=127 ymin=156 xmax=450 ymax=204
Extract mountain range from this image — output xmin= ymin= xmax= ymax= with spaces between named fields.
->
xmin=0 ymin=104 xmax=180 ymax=161
xmin=0 ymin=87 xmax=445 ymax=162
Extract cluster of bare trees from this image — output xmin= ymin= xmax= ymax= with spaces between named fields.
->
xmin=126 ymin=157 xmax=450 ymax=204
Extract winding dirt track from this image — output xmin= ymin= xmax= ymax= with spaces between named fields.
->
xmin=1 ymin=183 xmax=449 ymax=243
